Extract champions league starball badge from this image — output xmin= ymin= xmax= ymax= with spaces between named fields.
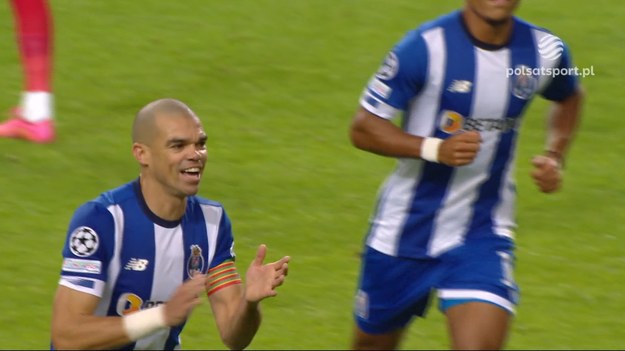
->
xmin=69 ymin=226 xmax=100 ymax=257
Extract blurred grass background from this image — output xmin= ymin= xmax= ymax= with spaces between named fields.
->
xmin=0 ymin=0 xmax=623 ymax=349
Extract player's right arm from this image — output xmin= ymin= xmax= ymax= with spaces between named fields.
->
xmin=51 ymin=276 xmax=207 ymax=350
xmin=51 ymin=286 xmax=130 ymax=349
xmin=350 ymin=30 xmax=480 ymax=166
xmin=350 ymin=107 xmax=481 ymax=166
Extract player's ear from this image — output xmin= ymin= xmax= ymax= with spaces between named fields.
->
xmin=132 ymin=142 xmax=150 ymax=166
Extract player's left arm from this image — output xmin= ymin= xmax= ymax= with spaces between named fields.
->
xmin=207 ymin=244 xmax=289 ymax=350
xmin=531 ymin=86 xmax=584 ymax=193
xmin=532 ymin=41 xmax=585 ymax=193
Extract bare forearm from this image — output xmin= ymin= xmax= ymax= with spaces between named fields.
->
xmin=350 ymin=107 xmax=423 ymax=158
xmin=221 ymin=299 xmax=262 ymax=350
xmin=545 ymin=87 xmax=584 ymax=161
xmin=52 ymin=315 xmax=131 ymax=350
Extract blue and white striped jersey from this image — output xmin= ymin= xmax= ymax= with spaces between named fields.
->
xmin=360 ymin=11 xmax=578 ymax=258
xmin=58 ymin=179 xmax=236 ymax=350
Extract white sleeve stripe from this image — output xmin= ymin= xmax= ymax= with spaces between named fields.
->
xmin=59 ymin=276 xmax=106 ymax=298
xmin=359 ymin=92 xmax=399 ymax=119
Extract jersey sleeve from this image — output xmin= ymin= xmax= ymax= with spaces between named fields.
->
xmin=359 ymin=29 xmax=428 ymax=119
xmin=206 ymin=208 xmax=241 ymax=295
xmin=540 ymin=42 xmax=579 ymax=101
xmin=58 ymin=201 xmax=115 ymax=297
xmin=209 ymin=208 xmax=237 ymax=268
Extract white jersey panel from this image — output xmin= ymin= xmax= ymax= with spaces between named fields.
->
xmin=367 ymin=163 xmax=422 ymax=255
xmin=200 ymin=204 xmax=223 ymax=266
xmin=404 ymin=27 xmax=446 ymax=137
xmin=151 ymin=225 xmax=185 ymax=299
xmin=493 ymin=154 xmax=517 ymax=239
xmin=95 ymin=204 xmax=125 ymax=316
xmin=367 ymin=26 xmax=446 ymax=256
xmin=428 ymin=48 xmax=511 ymax=256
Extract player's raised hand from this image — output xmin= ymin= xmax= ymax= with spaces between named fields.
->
xmin=163 ymin=273 xmax=207 ymax=327
xmin=531 ymin=155 xmax=562 ymax=193
xmin=244 ymin=244 xmax=290 ymax=303
xmin=438 ymin=131 xmax=482 ymax=166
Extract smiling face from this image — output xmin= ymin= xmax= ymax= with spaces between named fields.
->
xmin=133 ymin=100 xmax=208 ymax=202
xmin=146 ymin=112 xmax=208 ymax=198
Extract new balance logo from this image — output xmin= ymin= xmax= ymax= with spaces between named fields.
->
xmin=447 ymin=80 xmax=472 ymax=93
xmin=124 ymin=258 xmax=149 ymax=271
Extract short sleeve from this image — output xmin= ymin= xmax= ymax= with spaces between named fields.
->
xmin=359 ymin=29 xmax=428 ymax=119
xmin=209 ymin=208 xmax=236 ymax=269
xmin=540 ymin=43 xmax=579 ymax=102
xmin=205 ymin=208 xmax=242 ymax=296
xmin=58 ymin=201 xmax=115 ymax=297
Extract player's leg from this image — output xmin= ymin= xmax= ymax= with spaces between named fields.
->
xmin=351 ymin=247 xmax=435 ymax=350
xmin=444 ymin=300 xmax=511 ymax=350
xmin=437 ymin=238 xmax=518 ymax=350
xmin=0 ymin=0 xmax=54 ymax=143
xmin=351 ymin=325 xmax=405 ymax=350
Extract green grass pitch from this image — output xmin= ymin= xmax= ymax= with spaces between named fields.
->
xmin=0 ymin=0 xmax=623 ymax=349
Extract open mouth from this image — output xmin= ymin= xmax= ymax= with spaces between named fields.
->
xmin=181 ymin=167 xmax=202 ymax=179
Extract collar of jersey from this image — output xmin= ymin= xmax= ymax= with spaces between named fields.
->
xmin=458 ymin=11 xmax=512 ymax=51
xmin=133 ymin=178 xmax=182 ymax=228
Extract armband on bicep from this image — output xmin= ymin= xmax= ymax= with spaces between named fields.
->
xmin=206 ymin=260 xmax=242 ymax=296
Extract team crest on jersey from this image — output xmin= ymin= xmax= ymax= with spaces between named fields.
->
xmin=187 ymin=244 xmax=205 ymax=277
xmin=69 ymin=226 xmax=99 ymax=257
xmin=510 ymin=65 xmax=538 ymax=100
xmin=375 ymin=51 xmax=399 ymax=80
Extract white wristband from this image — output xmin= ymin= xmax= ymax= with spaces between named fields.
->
xmin=421 ymin=137 xmax=443 ymax=163
xmin=122 ymin=305 xmax=167 ymax=341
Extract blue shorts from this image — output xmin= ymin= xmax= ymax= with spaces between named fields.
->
xmin=354 ymin=238 xmax=519 ymax=334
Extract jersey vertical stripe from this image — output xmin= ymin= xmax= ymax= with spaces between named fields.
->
xmin=57 ymin=180 xmax=237 ymax=350
xmin=94 ymin=204 xmax=124 ymax=317
xmin=200 ymin=204 xmax=223 ymax=266
xmin=360 ymin=11 xmax=578 ymax=259
xmin=365 ymin=26 xmax=446 ymax=256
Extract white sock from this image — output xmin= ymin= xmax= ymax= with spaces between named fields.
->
xmin=20 ymin=91 xmax=53 ymax=123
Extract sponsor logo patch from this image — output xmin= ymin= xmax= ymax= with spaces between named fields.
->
xmin=439 ymin=110 xmax=519 ymax=133
xmin=124 ymin=258 xmax=149 ymax=271
xmin=439 ymin=110 xmax=465 ymax=134
xmin=116 ymin=293 xmax=165 ymax=316
xmin=447 ymin=80 xmax=473 ymax=93
xmin=537 ymin=34 xmax=564 ymax=60
xmin=62 ymin=258 xmax=102 ymax=274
